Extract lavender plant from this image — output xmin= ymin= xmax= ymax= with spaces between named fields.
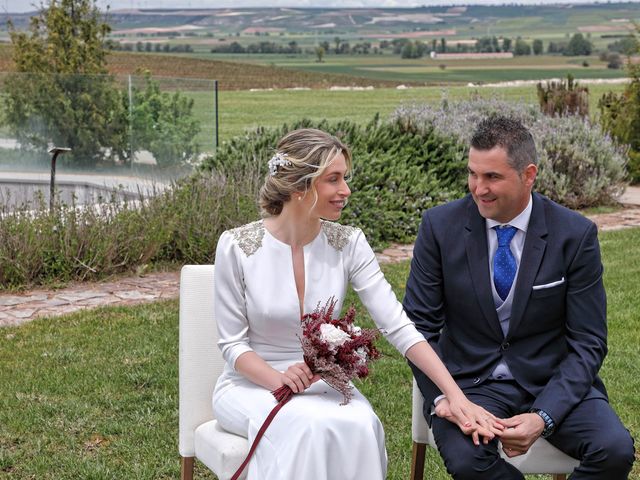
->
xmin=392 ymin=97 xmax=627 ymax=208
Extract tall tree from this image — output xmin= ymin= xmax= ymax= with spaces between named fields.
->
xmin=10 ymin=0 xmax=110 ymax=75
xmin=3 ymin=0 xmax=128 ymax=166
xmin=533 ymin=39 xmax=543 ymax=55
xmin=513 ymin=38 xmax=531 ymax=56
xmin=565 ymin=33 xmax=592 ymax=56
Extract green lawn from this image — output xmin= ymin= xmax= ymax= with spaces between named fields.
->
xmin=212 ymin=83 xmax=626 ymax=144
xmin=1 ymin=227 xmax=638 ymax=479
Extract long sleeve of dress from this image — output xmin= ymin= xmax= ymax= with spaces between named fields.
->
xmin=346 ymin=229 xmax=426 ymax=356
xmin=214 ymin=231 xmax=253 ymax=370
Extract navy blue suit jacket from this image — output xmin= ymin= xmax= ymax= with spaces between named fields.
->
xmin=403 ymin=192 xmax=608 ymax=426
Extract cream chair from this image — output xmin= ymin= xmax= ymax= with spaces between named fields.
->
xmin=179 ymin=265 xmax=249 ymax=480
xmin=411 ymin=379 xmax=579 ymax=480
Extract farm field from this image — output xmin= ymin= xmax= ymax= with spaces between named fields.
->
xmin=85 ymin=3 xmax=640 ymax=52
xmin=4 ymin=3 xmax=639 ymax=88
xmin=204 ymin=52 xmax=631 ymax=84
xmin=0 ymin=46 xmax=414 ymax=91
xmin=0 ymin=40 xmax=630 ymax=158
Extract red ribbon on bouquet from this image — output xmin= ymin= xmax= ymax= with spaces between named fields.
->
xmin=230 ymin=386 xmax=294 ymax=480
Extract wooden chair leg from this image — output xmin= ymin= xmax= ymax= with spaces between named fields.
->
xmin=181 ymin=456 xmax=194 ymax=480
xmin=552 ymin=475 xmax=567 ymax=480
xmin=411 ymin=441 xmax=426 ymax=480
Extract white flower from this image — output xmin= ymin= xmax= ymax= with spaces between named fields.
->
xmin=351 ymin=326 xmax=362 ymax=336
xmin=320 ymin=323 xmax=351 ymax=351
xmin=356 ymin=347 xmax=367 ymax=365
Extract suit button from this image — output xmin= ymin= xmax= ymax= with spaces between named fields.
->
xmin=473 ymin=377 xmax=481 ymax=384
xmin=501 ymin=342 xmax=510 ymax=351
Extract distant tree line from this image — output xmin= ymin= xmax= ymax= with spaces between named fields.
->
xmin=211 ymin=40 xmax=302 ymax=54
xmin=395 ymin=31 xmax=630 ymax=69
xmin=106 ymin=40 xmax=194 ymax=53
xmin=210 ymin=38 xmax=377 ymax=56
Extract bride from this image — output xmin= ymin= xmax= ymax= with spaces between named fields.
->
xmin=212 ymin=128 xmax=500 ymax=479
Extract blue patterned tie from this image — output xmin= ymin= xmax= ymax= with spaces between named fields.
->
xmin=493 ymin=226 xmax=518 ymax=301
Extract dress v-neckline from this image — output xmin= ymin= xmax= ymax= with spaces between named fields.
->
xmin=263 ymin=221 xmax=325 ymax=317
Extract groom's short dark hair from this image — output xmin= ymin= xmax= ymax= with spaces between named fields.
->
xmin=470 ymin=116 xmax=537 ymax=172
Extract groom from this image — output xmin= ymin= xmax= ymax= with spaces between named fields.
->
xmin=403 ymin=116 xmax=634 ymax=479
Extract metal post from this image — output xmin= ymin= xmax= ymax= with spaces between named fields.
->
xmin=214 ymin=79 xmax=219 ymax=149
xmin=129 ymin=74 xmax=134 ymax=168
xmin=48 ymin=147 xmax=71 ymax=212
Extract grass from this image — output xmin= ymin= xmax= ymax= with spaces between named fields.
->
xmin=1 ymin=227 xmax=638 ymax=479
xmin=212 ymin=52 xmax=630 ymax=85
xmin=214 ymin=82 xmax=627 ymax=142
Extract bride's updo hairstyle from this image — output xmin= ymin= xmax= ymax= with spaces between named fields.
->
xmin=259 ymin=128 xmax=352 ymax=216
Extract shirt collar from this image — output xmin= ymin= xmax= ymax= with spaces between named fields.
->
xmin=486 ymin=195 xmax=533 ymax=233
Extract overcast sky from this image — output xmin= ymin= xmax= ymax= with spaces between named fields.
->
xmin=3 ymin=0 xmax=640 ymax=14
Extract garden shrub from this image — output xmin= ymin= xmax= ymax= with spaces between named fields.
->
xmin=599 ymin=69 xmax=640 ymax=184
xmin=0 ymin=174 xmax=256 ymax=289
xmin=392 ymin=97 xmax=627 ymax=209
xmin=536 ymin=74 xmax=589 ymax=118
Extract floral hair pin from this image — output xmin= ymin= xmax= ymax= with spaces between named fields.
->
xmin=268 ymin=152 xmax=292 ymax=176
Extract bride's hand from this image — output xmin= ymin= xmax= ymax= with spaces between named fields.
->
xmin=280 ymin=362 xmax=319 ymax=393
xmin=436 ymin=397 xmax=505 ymax=445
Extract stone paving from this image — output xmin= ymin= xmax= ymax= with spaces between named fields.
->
xmin=2 ymin=187 xmax=640 ymax=328
xmin=0 ymin=272 xmax=179 ymax=328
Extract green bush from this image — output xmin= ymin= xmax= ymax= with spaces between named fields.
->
xmin=599 ymin=78 xmax=640 ymax=184
xmin=201 ymin=116 xmax=467 ymax=248
xmin=536 ymin=74 xmax=589 ymax=118
xmin=0 ymin=175 xmax=256 ymax=289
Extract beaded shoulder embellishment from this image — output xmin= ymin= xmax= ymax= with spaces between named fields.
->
xmin=321 ymin=221 xmax=357 ymax=251
xmin=230 ymin=220 xmax=265 ymax=257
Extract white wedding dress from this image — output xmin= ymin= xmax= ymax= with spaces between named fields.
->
xmin=212 ymin=220 xmax=425 ymax=480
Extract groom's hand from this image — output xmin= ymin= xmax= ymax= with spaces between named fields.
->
xmin=498 ymin=413 xmax=545 ymax=457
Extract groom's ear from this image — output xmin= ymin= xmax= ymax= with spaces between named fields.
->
xmin=523 ymin=164 xmax=538 ymax=188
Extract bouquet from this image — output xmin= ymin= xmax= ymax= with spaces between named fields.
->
xmin=231 ymin=298 xmax=380 ymax=480
xmin=274 ymin=297 xmax=381 ymax=405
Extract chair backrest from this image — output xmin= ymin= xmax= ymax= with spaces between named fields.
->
xmin=179 ymin=265 xmax=222 ymax=457
xmin=412 ymin=379 xmax=430 ymax=444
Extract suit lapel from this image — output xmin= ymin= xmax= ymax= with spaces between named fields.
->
xmin=508 ymin=193 xmax=548 ymax=337
xmin=464 ymin=199 xmax=504 ymax=339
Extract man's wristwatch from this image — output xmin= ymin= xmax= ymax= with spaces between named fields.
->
xmin=529 ymin=408 xmax=556 ymax=438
